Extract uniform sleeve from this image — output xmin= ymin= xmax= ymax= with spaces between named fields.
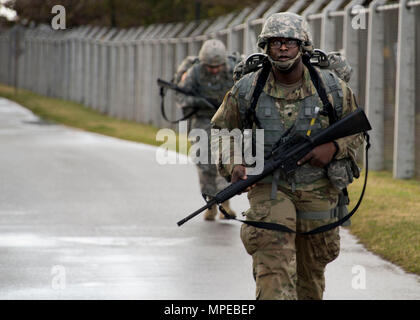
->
xmin=211 ymin=89 xmax=242 ymax=130
xmin=176 ymin=67 xmax=208 ymax=109
xmin=211 ymin=88 xmax=244 ymax=179
xmin=334 ymin=81 xmax=365 ymax=160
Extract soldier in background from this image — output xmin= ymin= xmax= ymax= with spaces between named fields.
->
xmin=176 ymin=39 xmax=237 ymax=221
xmin=211 ymin=13 xmax=364 ymax=299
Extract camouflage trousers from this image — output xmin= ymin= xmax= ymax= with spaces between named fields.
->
xmin=190 ymin=116 xmax=229 ymax=197
xmin=240 ymin=183 xmax=341 ymax=300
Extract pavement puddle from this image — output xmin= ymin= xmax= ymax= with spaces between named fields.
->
xmin=0 ymin=234 xmax=59 ymax=247
xmin=56 ymin=236 xmax=194 ymax=247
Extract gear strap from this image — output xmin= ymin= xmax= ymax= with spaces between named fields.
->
xmin=244 ymin=60 xmax=271 ymax=129
xmin=302 ymin=54 xmax=338 ymax=124
xmin=159 ymin=86 xmax=198 ymax=123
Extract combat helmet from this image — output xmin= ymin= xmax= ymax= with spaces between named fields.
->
xmin=257 ymin=12 xmax=314 ymax=53
xmin=198 ymin=39 xmax=227 ymax=66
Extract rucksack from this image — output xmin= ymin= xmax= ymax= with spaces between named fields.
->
xmin=233 ymin=49 xmax=353 ymax=84
xmin=173 ymin=56 xmax=199 ymax=85
xmin=173 ymin=52 xmax=244 ymax=85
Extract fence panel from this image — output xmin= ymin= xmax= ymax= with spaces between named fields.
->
xmin=0 ymin=0 xmax=419 ymax=179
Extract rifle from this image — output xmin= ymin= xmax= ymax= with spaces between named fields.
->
xmin=157 ymin=78 xmax=218 ymax=110
xmin=177 ymin=108 xmax=372 ymax=229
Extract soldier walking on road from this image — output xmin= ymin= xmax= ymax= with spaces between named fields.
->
xmin=176 ymin=39 xmax=238 ymax=221
xmin=211 ymin=13 xmax=364 ymax=299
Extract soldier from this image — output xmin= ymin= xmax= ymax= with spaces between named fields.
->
xmin=211 ymin=13 xmax=364 ymax=299
xmin=177 ymin=39 xmax=237 ymax=221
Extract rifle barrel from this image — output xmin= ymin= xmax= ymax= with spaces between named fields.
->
xmin=177 ymin=199 xmax=217 ymax=226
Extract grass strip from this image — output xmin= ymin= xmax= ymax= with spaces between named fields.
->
xmin=347 ymin=170 xmax=420 ymax=275
xmin=0 ymin=84 xmax=163 ymax=148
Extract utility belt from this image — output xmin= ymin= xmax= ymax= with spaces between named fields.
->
xmin=253 ymin=180 xmax=351 ymax=225
xmin=258 ymin=157 xmax=356 ymax=226
xmin=297 ymin=192 xmax=351 ymax=226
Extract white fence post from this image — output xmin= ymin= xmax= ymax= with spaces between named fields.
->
xmin=117 ymin=29 xmax=130 ymax=119
xmin=343 ymin=0 xmax=365 ymax=99
xmin=243 ymin=2 xmax=270 ymax=55
xmin=69 ymin=29 xmax=78 ymax=101
xmin=84 ymin=27 xmax=99 ymax=106
xmin=393 ymin=0 xmax=416 ymax=179
xmin=100 ymin=28 xmax=118 ymax=114
xmin=321 ymin=0 xmax=346 ymax=52
xmin=122 ymin=29 xmax=137 ymax=120
xmin=365 ymin=0 xmax=386 ymax=171
xmin=109 ymin=29 xmax=126 ymax=117
xmin=303 ymin=0 xmax=325 ymax=48
xmin=142 ymin=39 xmax=153 ymax=124
xmin=134 ymin=38 xmax=145 ymax=123
xmin=91 ymin=27 xmax=107 ymax=110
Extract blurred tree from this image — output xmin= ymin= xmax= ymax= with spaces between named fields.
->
xmin=4 ymin=0 xmax=266 ymax=27
xmin=0 ymin=15 xmax=14 ymax=27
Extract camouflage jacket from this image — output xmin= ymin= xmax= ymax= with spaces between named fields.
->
xmin=176 ymin=60 xmax=235 ymax=118
xmin=211 ymin=65 xmax=364 ymax=191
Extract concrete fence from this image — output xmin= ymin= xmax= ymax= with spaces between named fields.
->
xmin=1 ymin=0 xmax=420 ymax=179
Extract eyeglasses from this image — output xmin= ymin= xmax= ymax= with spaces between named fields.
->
xmin=269 ymin=39 xmax=300 ymax=49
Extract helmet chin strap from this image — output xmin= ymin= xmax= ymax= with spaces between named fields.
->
xmin=265 ymin=44 xmax=303 ymax=71
xmin=268 ymin=51 xmax=302 ymax=71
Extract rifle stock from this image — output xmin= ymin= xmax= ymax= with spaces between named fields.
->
xmin=177 ymin=108 xmax=372 ymax=226
xmin=309 ymin=107 xmax=371 ymax=146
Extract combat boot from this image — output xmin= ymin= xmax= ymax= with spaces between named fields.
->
xmin=219 ymin=201 xmax=237 ymax=219
xmin=204 ymin=205 xmax=217 ymax=221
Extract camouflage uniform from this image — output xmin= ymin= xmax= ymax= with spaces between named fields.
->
xmin=177 ymin=40 xmax=235 ymax=199
xmin=211 ymin=13 xmax=363 ymax=299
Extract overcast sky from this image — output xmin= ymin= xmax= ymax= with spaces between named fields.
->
xmin=0 ymin=0 xmax=17 ymax=20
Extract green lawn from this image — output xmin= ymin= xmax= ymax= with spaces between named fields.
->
xmin=347 ymin=170 xmax=420 ymax=275
xmin=1 ymin=83 xmax=419 ymax=275
xmin=0 ymin=84 xmax=162 ymax=147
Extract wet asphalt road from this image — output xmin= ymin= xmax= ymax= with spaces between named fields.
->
xmin=0 ymin=97 xmax=419 ymax=300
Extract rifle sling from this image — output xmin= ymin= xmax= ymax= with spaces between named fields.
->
xmin=160 ymin=86 xmax=198 ymax=123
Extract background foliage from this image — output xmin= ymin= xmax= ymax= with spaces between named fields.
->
xmin=3 ymin=0 xmax=267 ymax=27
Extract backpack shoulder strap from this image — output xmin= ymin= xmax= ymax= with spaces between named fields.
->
xmin=317 ymin=67 xmax=344 ymax=119
xmin=302 ymin=54 xmax=338 ymax=124
xmin=238 ymin=60 xmax=271 ymax=129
